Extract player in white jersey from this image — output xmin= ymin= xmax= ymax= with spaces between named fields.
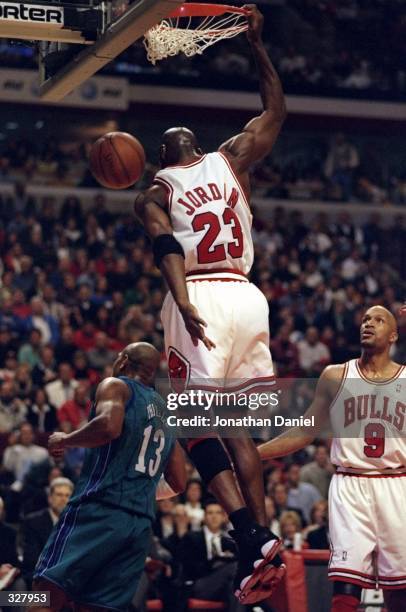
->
xmin=134 ymin=5 xmax=286 ymax=604
xmin=258 ymin=305 xmax=406 ymax=612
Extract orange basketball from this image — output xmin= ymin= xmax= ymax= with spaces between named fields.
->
xmin=89 ymin=132 xmax=146 ymax=189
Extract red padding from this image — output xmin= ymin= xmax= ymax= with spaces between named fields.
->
xmin=331 ymin=594 xmax=359 ymax=612
xmin=146 ymin=601 xmax=163 ymax=611
xmin=300 ymin=550 xmax=331 ymax=562
xmin=187 ymin=599 xmax=226 ymax=610
xmin=265 ymin=551 xmax=308 ymax=612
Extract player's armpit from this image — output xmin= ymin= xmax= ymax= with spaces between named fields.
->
xmin=258 ymin=364 xmax=344 ymax=460
xmin=163 ymin=441 xmax=187 ymax=495
xmin=219 ymin=110 xmax=285 ymax=174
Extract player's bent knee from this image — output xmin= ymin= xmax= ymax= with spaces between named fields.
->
xmin=187 ymin=437 xmax=231 ymax=485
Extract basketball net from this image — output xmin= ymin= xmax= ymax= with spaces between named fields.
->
xmin=144 ymin=3 xmax=249 ymax=65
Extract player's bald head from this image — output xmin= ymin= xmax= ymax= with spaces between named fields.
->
xmin=123 ymin=342 xmax=160 ymax=370
xmin=160 ymin=127 xmax=201 ymax=167
xmin=162 ymin=127 xmax=198 ymax=148
xmin=364 ymin=306 xmax=397 ymax=332
xmin=113 ymin=342 xmax=160 ymax=385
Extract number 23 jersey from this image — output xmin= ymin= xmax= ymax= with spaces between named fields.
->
xmin=154 ymin=152 xmax=254 ymax=275
xmin=330 ymin=359 xmax=406 ymax=472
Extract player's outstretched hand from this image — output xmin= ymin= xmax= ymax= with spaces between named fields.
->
xmin=48 ymin=431 xmax=68 ymax=459
xmin=243 ymin=4 xmax=264 ymax=43
xmin=179 ymin=303 xmax=216 ymax=350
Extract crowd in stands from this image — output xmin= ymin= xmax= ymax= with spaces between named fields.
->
xmin=109 ymin=0 xmax=406 ymax=101
xmin=111 ymin=0 xmax=406 ymax=101
xmin=1 ymin=133 xmax=405 ymax=206
xmin=0 ymin=170 xmax=404 ymax=607
xmin=1 ymin=1 xmax=405 ymax=100
xmin=0 ymin=190 xmax=403 ymax=390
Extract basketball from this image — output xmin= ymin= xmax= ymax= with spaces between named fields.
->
xmin=89 ymin=132 xmax=146 ymax=189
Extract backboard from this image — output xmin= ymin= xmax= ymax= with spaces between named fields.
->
xmin=0 ymin=0 xmax=184 ymax=102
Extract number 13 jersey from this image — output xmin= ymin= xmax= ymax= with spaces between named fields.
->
xmin=69 ymin=377 xmax=174 ymax=519
xmin=330 ymin=359 xmax=406 ymax=473
xmin=154 ymin=152 xmax=254 ymax=275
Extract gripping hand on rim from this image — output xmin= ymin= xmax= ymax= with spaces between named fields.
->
xmin=243 ymin=4 xmax=264 ymax=43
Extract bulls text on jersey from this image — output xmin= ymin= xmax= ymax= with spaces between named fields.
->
xmin=344 ymin=394 xmax=406 ymax=432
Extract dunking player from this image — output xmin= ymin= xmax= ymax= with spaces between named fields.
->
xmin=258 ymin=306 xmax=406 ymax=612
xmin=134 ymin=4 xmax=286 ymax=604
xmin=33 ymin=343 xmax=186 ymax=611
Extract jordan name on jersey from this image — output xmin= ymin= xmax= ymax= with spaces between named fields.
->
xmin=154 ymin=152 xmax=254 ymax=275
xmin=176 ymin=181 xmax=233 ymax=216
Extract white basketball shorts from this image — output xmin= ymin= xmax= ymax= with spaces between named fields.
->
xmin=161 ymin=274 xmax=275 ymax=394
xmin=328 ymin=472 xmax=406 ymax=590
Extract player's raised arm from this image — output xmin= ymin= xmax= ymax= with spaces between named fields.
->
xmin=48 ymin=378 xmax=129 ymax=457
xmin=134 ymin=186 xmax=215 ymax=350
xmin=258 ymin=365 xmax=344 ymax=460
xmin=219 ymin=5 xmax=286 ymax=173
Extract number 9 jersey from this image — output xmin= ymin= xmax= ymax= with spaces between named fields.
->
xmin=327 ymin=360 xmax=406 ymax=591
xmin=154 ymin=152 xmax=254 ymax=275
xmin=330 ymin=358 xmax=406 ymax=473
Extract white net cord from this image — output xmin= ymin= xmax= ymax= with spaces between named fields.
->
xmin=144 ymin=13 xmax=248 ymax=65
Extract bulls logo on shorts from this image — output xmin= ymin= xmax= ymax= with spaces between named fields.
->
xmin=167 ymin=347 xmax=191 ymax=393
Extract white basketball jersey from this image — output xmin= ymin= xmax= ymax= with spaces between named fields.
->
xmin=154 ymin=152 xmax=254 ymax=275
xmin=330 ymin=359 xmax=406 ymax=472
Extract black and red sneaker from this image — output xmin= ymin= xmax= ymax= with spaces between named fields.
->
xmin=231 ymin=526 xmax=285 ymax=604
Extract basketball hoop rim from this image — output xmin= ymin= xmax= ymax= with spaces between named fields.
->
xmin=168 ymin=3 xmax=249 ymax=18
xmin=145 ymin=2 xmax=250 ymax=65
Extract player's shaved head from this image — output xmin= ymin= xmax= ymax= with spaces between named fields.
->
xmin=364 ymin=305 xmax=397 ymax=332
xmin=113 ymin=342 xmax=160 ymax=386
xmin=123 ymin=342 xmax=160 ymax=369
xmin=162 ymin=127 xmax=198 ymax=148
xmin=160 ymin=127 xmax=202 ymax=167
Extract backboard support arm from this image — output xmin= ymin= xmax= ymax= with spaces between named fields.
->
xmin=39 ymin=0 xmax=184 ymax=102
